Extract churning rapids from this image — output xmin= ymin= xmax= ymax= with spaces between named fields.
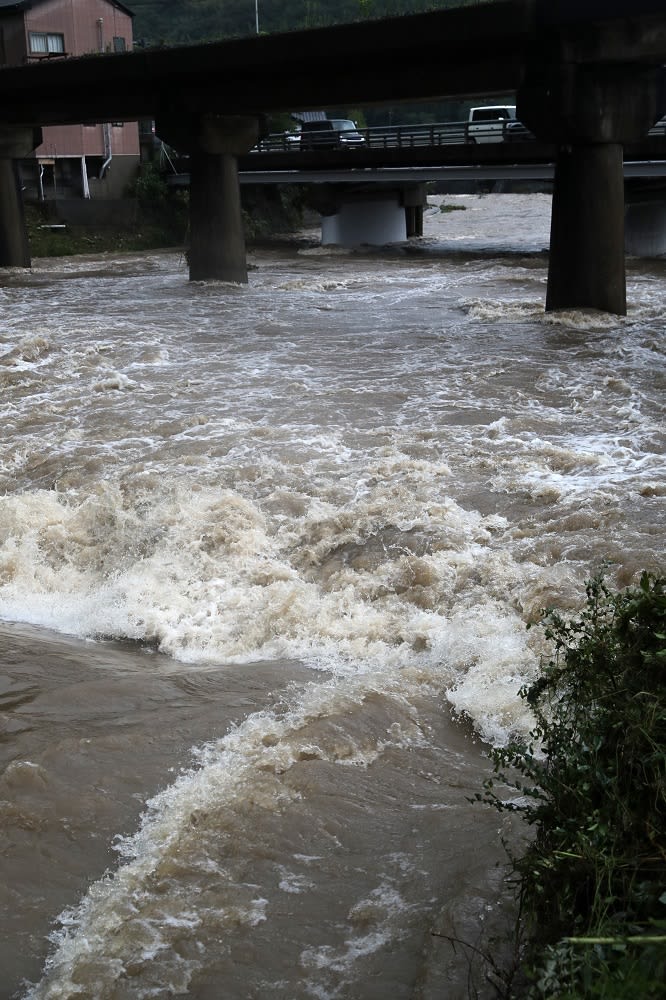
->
xmin=0 ymin=194 xmax=664 ymax=999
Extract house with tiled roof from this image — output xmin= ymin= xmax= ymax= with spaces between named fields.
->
xmin=0 ymin=0 xmax=140 ymax=200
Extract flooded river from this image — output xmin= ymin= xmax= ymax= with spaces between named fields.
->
xmin=0 ymin=194 xmax=664 ymax=998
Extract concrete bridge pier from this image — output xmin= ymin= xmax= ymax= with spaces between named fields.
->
xmin=188 ymin=147 xmax=248 ymax=282
xmin=547 ymin=142 xmax=626 ymax=313
xmin=157 ymin=114 xmax=260 ymax=282
xmin=403 ymin=184 xmax=426 ymax=238
xmin=318 ymin=184 xmax=426 ymax=247
xmin=0 ymin=126 xmax=42 ymax=268
xmin=321 ymin=194 xmax=407 ymax=246
xmin=519 ymin=64 xmax=660 ymax=315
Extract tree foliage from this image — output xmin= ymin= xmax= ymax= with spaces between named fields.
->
xmin=128 ymin=1 xmax=491 ymax=124
xmin=130 ymin=0 xmax=484 ymax=47
xmin=479 ymin=572 xmax=666 ymax=997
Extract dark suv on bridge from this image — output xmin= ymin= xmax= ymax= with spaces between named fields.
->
xmin=300 ymin=119 xmax=365 ymax=150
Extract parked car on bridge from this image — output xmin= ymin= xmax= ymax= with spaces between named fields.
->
xmin=300 ymin=119 xmax=366 ymax=150
xmin=467 ymin=105 xmax=517 ymax=143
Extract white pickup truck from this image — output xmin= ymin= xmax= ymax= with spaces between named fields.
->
xmin=467 ymin=105 xmax=517 ymax=143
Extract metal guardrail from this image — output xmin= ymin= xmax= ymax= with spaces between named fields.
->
xmin=158 ymin=115 xmax=666 ymax=180
xmin=252 ymin=119 xmax=524 ymax=152
xmin=251 ymin=116 xmax=666 ymax=154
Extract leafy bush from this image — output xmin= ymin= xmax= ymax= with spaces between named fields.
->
xmin=130 ymin=163 xmax=169 ymax=204
xmin=479 ymin=572 xmax=666 ymax=997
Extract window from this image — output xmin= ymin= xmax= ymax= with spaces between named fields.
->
xmin=112 ymin=36 xmax=126 ymax=52
xmin=29 ymin=32 xmax=65 ymax=55
xmin=471 ymin=108 xmax=513 ymax=122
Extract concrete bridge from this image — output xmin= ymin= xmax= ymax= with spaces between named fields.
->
xmin=232 ymin=118 xmax=666 ymax=249
xmin=1 ymin=0 xmax=665 ymax=314
xmin=153 ymin=123 xmax=663 ymax=253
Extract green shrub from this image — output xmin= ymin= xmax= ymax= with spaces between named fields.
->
xmin=129 ymin=163 xmax=170 ymax=203
xmin=479 ymin=572 xmax=666 ymax=997
xmin=25 ymin=189 xmax=189 ymax=258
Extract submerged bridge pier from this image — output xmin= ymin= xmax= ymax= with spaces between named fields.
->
xmin=517 ymin=10 xmax=664 ymax=315
xmin=156 ymin=114 xmax=261 ymax=283
xmin=0 ymin=126 xmax=41 ymax=268
xmin=520 ymin=66 xmax=660 ymax=314
xmin=305 ymin=182 xmax=426 ymax=247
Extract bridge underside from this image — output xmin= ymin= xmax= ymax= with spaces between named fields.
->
xmin=0 ymin=0 xmax=665 ymax=310
xmin=2 ymin=124 xmax=665 ymax=304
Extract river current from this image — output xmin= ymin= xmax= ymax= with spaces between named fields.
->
xmin=0 ymin=194 xmax=664 ymax=999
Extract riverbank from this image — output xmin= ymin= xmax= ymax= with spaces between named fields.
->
xmin=24 ymin=178 xmax=307 ymax=259
xmin=24 ymin=203 xmax=187 ymax=258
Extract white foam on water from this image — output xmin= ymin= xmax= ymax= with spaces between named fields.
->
xmin=5 ymin=194 xmax=663 ymax=999
xmin=1 ymin=214 xmax=661 ymax=757
xmin=0 ymin=478 xmax=548 ymax=747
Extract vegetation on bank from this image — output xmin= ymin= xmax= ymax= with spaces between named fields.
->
xmin=240 ymin=183 xmax=306 ymax=241
xmin=25 ymin=165 xmax=307 ymax=259
xmin=25 ymin=166 xmax=189 ymax=257
xmin=479 ymin=572 xmax=666 ymax=997
xmin=25 ymin=205 xmax=185 ymax=257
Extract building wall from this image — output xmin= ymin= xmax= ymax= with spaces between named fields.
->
xmin=23 ymin=0 xmax=133 ymax=61
xmin=1 ymin=0 xmax=141 ymax=198
xmin=37 ymin=120 xmax=139 ymax=158
xmin=24 ymin=0 xmax=139 ymax=160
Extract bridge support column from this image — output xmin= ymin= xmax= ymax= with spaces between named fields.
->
xmin=317 ymin=184 xmax=427 ymax=247
xmin=0 ymin=126 xmax=42 ymax=269
xmin=405 ymin=204 xmax=423 ymax=239
xmin=321 ymin=194 xmax=406 ymax=246
xmin=403 ymin=184 xmax=427 ymax=238
xmin=188 ymin=148 xmax=247 ymax=282
xmin=156 ymin=114 xmax=260 ymax=282
xmin=519 ymin=63 xmax=660 ymax=315
xmin=547 ymin=143 xmax=625 ymax=314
